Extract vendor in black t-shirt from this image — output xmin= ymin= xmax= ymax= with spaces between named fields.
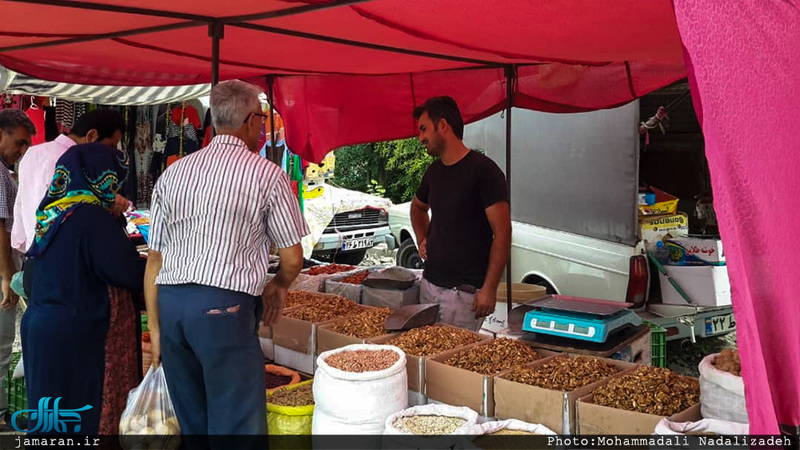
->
xmin=410 ymin=96 xmax=512 ymax=332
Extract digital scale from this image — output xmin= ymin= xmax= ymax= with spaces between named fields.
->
xmin=522 ymin=295 xmax=642 ymax=343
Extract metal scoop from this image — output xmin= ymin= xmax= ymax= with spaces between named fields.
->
xmin=384 ymin=304 xmax=440 ymax=332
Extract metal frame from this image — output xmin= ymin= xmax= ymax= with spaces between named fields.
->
xmin=0 ymin=0 xmax=520 ymax=308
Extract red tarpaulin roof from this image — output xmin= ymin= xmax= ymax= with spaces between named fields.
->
xmin=0 ymin=0 xmax=687 ymax=162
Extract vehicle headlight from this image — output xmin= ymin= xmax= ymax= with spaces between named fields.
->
xmin=379 ymin=209 xmax=389 ymax=223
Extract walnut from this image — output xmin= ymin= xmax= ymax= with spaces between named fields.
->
xmin=444 ymin=338 xmax=540 ymax=375
xmin=591 ymin=366 xmax=699 ymax=416
xmin=505 ymin=356 xmax=619 ymax=391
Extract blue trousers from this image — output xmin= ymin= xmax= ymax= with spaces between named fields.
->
xmin=158 ymin=284 xmax=266 ymax=443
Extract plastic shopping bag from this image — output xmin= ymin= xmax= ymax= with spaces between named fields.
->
xmin=119 ymin=365 xmax=181 ymax=450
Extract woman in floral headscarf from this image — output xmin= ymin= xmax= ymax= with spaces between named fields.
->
xmin=22 ymin=143 xmax=145 ymax=436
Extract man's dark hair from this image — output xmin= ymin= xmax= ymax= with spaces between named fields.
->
xmin=0 ymin=109 xmax=36 ymax=136
xmin=413 ymin=96 xmax=464 ymax=139
xmin=71 ymin=109 xmax=125 ymax=141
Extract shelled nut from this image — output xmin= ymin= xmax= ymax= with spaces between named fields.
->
xmin=444 ymin=338 xmax=540 ymax=375
xmin=591 ymin=366 xmax=699 ymax=416
xmin=387 ymin=325 xmax=482 ymax=356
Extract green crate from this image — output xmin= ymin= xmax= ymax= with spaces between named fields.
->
xmin=645 ymin=321 xmax=667 ymax=368
xmin=4 ymin=352 xmax=27 ymax=420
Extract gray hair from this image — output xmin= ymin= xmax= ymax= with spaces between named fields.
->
xmin=0 ymin=109 xmax=36 ymax=136
xmin=210 ymin=80 xmax=263 ymax=129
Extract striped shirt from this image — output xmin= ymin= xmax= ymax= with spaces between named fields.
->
xmin=149 ymin=135 xmax=309 ymax=296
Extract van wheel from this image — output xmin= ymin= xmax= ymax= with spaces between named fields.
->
xmin=333 ymin=250 xmax=367 ymax=265
xmin=397 ymin=239 xmax=424 ymax=269
xmin=523 ymin=276 xmax=558 ymax=295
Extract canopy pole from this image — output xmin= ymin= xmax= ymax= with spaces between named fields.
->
xmin=209 ymin=22 xmax=224 ymax=139
xmin=267 ymin=76 xmax=279 ymax=165
xmin=505 ymin=65 xmax=515 ymax=315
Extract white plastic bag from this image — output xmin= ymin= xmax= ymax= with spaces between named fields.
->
xmin=654 ymin=417 xmax=749 ymax=435
xmin=12 ymin=354 xmax=23 ymax=379
xmin=461 ymin=418 xmax=558 ymax=436
xmin=119 ymin=366 xmax=181 ymax=450
xmin=698 ymin=354 xmax=748 ymax=423
xmin=385 ymin=404 xmax=479 ymax=435
xmin=313 ymin=344 xmax=407 ymax=435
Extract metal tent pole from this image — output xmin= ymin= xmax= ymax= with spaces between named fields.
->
xmin=505 ymin=65 xmax=515 ymax=314
xmin=267 ymin=75 xmax=278 ymax=164
xmin=208 ymin=21 xmax=224 ymax=138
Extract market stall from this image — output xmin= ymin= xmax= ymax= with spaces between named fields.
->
xmin=0 ymin=0 xmax=795 ymax=436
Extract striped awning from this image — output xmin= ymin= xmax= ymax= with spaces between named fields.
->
xmin=0 ymin=67 xmax=209 ymax=105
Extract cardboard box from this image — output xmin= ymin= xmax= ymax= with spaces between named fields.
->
xmin=370 ymin=324 xmax=491 ymax=393
xmin=639 ymin=213 xmax=689 ymax=243
xmin=323 ymin=268 xmax=379 ymax=303
xmin=362 ymin=283 xmax=420 ymax=309
xmin=638 ymin=188 xmax=679 ymax=216
xmin=259 ymin=337 xmax=274 ymax=361
xmin=315 ymin=306 xmax=395 ymax=356
xmin=666 ymin=237 xmax=725 ymax=264
xmin=493 ymin=354 xmax=637 ymax=434
xmin=272 ymin=295 xmax=363 ymax=354
xmin=274 ymin=344 xmax=314 ymax=375
xmin=659 ymin=265 xmax=731 ymax=307
xmin=425 ymin=339 xmax=543 ymax=417
xmin=576 ymin=370 xmax=701 ymax=434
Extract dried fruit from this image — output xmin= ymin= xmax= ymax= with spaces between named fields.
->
xmin=265 ymin=373 xmax=292 ymax=390
xmin=713 ymin=348 xmax=741 ymax=376
xmin=592 ymin=366 xmax=699 ymax=416
xmin=393 ymin=415 xmax=467 ymax=435
xmin=325 ymin=349 xmax=399 ymax=372
xmin=337 ymin=271 xmax=370 ymax=285
xmin=505 ymin=356 xmax=619 ymax=391
xmin=328 ymin=307 xmax=392 ymax=338
xmin=269 ymin=383 xmax=314 ymax=407
xmin=283 ymin=294 xmax=362 ymax=322
xmin=284 ymin=291 xmax=345 ymax=309
xmin=308 ymin=264 xmax=356 ymax=276
xmin=445 ymin=338 xmax=540 ymax=375
xmin=387 ymin=325 xmax=482 ymax=356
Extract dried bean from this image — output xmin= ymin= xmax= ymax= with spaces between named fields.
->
xmin=328 ymin=307 xmax=392 ymax=338
xmin=308 ymin=264 xmax=356 ymax=276
xmin=265 ymin=373 xmax=292 ymax=390
xmin=592 ymin=366 xmax=699 ymax=416
xmin=445 ymin=338 xmax=540 ymax=375
xmin=387 ymin=325 xmax=482 ymax=356
xmin=713 ymin=348 xmax=741 ymax=376
xmin=325 ymin=349 xmax=399 ymax=372
xmin=269 ymin=383 xmax=314 ymax=407
xmin=505 ymin=356 xmax=619 ymax=391
xmin=393 ymin=415 xmax=467 ymax=435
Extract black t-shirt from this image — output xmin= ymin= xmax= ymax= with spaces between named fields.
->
xmin=416 ymin=150 xmax=508 ymax=289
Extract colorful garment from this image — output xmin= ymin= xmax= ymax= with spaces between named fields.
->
xmin=26 ymin=142 xmax=129 ymax=257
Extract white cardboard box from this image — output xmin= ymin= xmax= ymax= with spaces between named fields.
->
xmin=659 ymin=265 xmax=731 ymax=307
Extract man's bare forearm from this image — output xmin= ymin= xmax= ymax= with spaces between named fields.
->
xmin=483 ymin=228 xmax=511 ymax=291
xmin=410 ymin=198 xmax=430 ymax=245
xmin=274 ymin=244 xmax=303 ymax=288
xmin=144 ymin=251 xmax=162 ymax=332
xmin=0 ymin=226 xmax=16 ymax=282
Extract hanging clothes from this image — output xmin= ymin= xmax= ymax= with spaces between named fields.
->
xmin=44 ymin=106 xmax=58 ymax=142
xmin=134 ymin=107 xmax=154 ymax=209
xmin=118 ymin=106 xmax=138 ymax=204
xmin=56 ymin=99 xmax=75 ymax=132
xmin=25 ymin=104 xmax=45 ymax=146
xmin=163 ymin=103 xmax=200 ymax=167
xmin=73 ymin=102 xmax=87 ymax=121
xmin=0 ymin=94 xmax=19 ymax=111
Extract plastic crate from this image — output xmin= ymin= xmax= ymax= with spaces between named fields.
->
xmin=4 ymin=352 xmax=27 ymax=420
xmin=645 ymin=321 xmax=667 ymax=368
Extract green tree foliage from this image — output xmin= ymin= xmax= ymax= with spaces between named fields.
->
xmin=333 ymin=139 xmax=433 ymax=204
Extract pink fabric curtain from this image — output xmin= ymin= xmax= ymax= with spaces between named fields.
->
xmin=673 ymin=0 xmax=800 ymax=434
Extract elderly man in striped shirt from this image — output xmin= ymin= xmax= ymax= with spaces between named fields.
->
xmin=144 ymin=80 xmax=309 ymax=439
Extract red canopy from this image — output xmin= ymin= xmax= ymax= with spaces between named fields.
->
xmin=0 ymin=0 xmax=686 ymax=161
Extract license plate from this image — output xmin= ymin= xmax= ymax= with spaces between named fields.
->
xmin=342 ymin=237 xmax=374 ymax=251
xmin=705 ymin=313 xmax=736 ymax=335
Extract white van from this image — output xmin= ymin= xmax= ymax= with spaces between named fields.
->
xmin=390 ymin=91 xmax=734 ymax=343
